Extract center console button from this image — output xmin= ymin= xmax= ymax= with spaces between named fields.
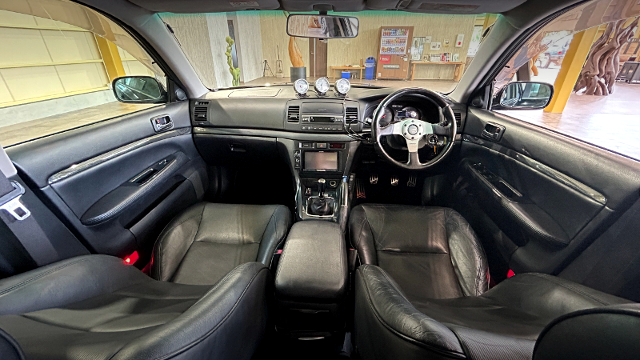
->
xmin=316 ymin=143 xmax=328 ymax=149
xmin=301 ymin=142 xmax=312 ymax=148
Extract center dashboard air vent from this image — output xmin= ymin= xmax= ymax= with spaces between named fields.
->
xmin=345 ymin=107 xmax=359 ymax=124
xmin=287 ymin=105 xmax=300 ymax=122
xmin=193 ymin=101 xmax=209 ymax=121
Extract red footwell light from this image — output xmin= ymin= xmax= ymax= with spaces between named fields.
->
xmin=124 ymin=251 xmax=139 ymax=265
xmin=507 ymin=269 xmax=516 ymax=278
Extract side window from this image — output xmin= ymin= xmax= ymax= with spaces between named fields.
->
xmin=0 ymin=0 xmax=166 ymax=147
xmin=492 ymin=0 xmax=640 ymax=160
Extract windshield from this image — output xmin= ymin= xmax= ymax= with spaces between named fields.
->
xmin=159 ymin=11 xmax=493 ymax=92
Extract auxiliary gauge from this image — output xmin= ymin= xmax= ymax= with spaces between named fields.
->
xmin=293 ymin=79 xmax=309 ymax=96
xmin=335 ymin=78 xmax=351 ymax=96
xmin=314 ymin=77 xmax=330 ymax=96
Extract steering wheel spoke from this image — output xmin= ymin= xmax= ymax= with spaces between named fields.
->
xmin=406 ymin=139 xmax=422 ymax=166
xmin=379 ymin=121 xmax=403 ymax=136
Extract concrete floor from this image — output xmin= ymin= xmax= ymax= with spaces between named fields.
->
xmin=500 ymin=82 xmax=640 ymax=160
xmin=0 ymin=102 xmax=156 ymax=147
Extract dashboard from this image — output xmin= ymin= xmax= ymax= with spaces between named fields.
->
xmin=190 ymin=84 xmax=460 ymax=135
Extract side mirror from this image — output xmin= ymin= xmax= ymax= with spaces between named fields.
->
xmin=112 ymin=76 xmax=167 ymax=103
xmin=287 ymin=14 xmax=359 ymax=39
xmin=492 ymin=82 xmax=554 ymax=110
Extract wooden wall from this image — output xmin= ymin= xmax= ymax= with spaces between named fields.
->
xmin=327 ymin=12 xmax=477 ymax=80
xmin=260 ymin=11 xmax=310 ymax=79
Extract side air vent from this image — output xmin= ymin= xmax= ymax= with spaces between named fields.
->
xmin=193 ymin=101 xmax=209 ymax=121
xmin=287 ymin=105 xmax=300 ymax=122
xmin=453 ymin=112 xmax=462 ymax=127
xmin=345 ymin=107 xmax=359 ymax=123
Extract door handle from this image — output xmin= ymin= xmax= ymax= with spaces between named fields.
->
xmin=151 ymin=115 xmax=173 ymax=133
xmin=481 ymin=122 xmax=505 ymax=142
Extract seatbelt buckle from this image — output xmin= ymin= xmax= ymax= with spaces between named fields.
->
xmin=0 ymin=181 xmax=31 ymax=221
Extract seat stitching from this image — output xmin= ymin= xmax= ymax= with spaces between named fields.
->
xmin=0 ymin=258 xmax=91 ymax=297
xmin=358 ymin=266 xmax=466 ymax=358
xmin=166 ymin=205 xmax=206 ymax=282
xmin=155 ymin=205 xmax=204 ymax=280
xmin=526 ymin=273 xmax=612 ymax=306
xmin=378 ymin=249 xmax=449 ymax=255
xmin=114 ymin=266 xmax=268 ymax=360
xmin=20 ymin=314 xmax=91 ymax=332
xmin=269 ymin=208 xmax=290 ymax=268
xmin=352 ymin=214 xmax=368 ymax=256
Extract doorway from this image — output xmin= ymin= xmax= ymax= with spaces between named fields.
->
xmin=309 ymin=38 xmax=327 ymax=78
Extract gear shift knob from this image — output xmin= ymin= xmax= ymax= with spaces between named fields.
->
xmin=317 ymin=178 xmax=326 ymax=198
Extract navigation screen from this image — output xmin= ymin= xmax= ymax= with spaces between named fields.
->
xmin=304 ymin=152 xmax=338 ymax=171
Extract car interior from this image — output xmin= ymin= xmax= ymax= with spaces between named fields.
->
xmin=1 ymin=0 xmax=640 ymax=359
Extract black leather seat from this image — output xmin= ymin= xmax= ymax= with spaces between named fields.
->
xmin=151 ymin=202 xmax=291 ymax=285
xmin=350 ymin=204 xmax=632 ymax=360
xmin=0 ymin=255 xmax=269 ymax=360
xmin=0 ymin=202 xmax=291 ymax=359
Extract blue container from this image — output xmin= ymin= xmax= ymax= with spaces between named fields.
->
xmin=365 ymin=57 xmax=376 ymax=80
xmin=341 ymin=71 xmax=350 ymax=79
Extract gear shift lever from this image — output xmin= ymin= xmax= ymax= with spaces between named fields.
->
xmin=307 ymin=178 xmax=333 ymax=216
xmin=317 ymin=178 xmax=326 ymax=198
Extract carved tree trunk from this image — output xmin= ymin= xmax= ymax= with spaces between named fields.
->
xmin=288 ymin=37 xmax=304 ymax=68
xmin=574 ymin=17 xmax=639 ymax=96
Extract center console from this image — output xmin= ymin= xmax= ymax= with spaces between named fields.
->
xmin=292 ymin=140 xmax=357 ymax=223
xmin=274 ymin=221 xmax=348 ymax=338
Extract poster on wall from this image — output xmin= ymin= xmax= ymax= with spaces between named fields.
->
xmin=430 ymin=42 xmax=442 ymax=50
xmin=411 ymin=37 xmax=427 ymax=61
xmin=379 ymin=55 xmax=391 ymax=63
xmin=380 ymin=28 xmax=410 ymax=55
xmin=455 ymin=34 xmax=464 ymax=47
xmin=467 ymin=25 xmax=483 ymax=57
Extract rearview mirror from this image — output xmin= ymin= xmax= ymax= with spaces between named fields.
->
xmin=112 ymin=76 xmax=167 ymax=103
xmin=492 ymin=82 xmax=554 ymax=110
xmin=287 ymin=14 xmax=359 ymax=39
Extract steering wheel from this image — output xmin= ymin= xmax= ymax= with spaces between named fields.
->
xmin=372 ymin=88 xmax=457 ymax=170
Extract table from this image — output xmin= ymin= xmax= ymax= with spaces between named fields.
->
xmin=410 ymin=61 xmax=466 ymax=81
xmin=330 ymin=66 xmax=365 ymax=80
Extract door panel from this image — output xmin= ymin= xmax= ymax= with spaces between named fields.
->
xmin=457 ymin=108 xmax=640 ymax=276
xmin=7 ymin=102 xmax=207 ymax=258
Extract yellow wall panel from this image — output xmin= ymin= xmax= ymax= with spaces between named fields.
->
xmin=0 ymin=66 xmax=64 ymax=101
xmin=0 ymin=28 xmax=52 ymax=65
xmin=0 ymin=76 xmax=13 ymax=104
xmin=42 ymin=30 xmax=101 ymax=62
xmin=55 ymin=62 xmax=108 ymax=92
xmin=118 ymin=47 xmax=137 ymax=61
xmin=0 ymin=10 xmax=37 ymax=26
xmin=33 ymin=17 xmax=82 ymax=30
xmin=122 ymin=60 xmax=154 ymax=76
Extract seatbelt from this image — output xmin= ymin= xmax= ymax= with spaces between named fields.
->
xmin=0 ymin=147 xmax=59 ymax=267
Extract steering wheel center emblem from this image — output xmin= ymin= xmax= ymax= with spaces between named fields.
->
xmin=407 ymin=124 xmax=419 ymax=135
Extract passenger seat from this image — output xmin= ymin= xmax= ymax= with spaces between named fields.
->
xmin=0 ymin=202 xmax=291 ymax=359
xmin=151 ymin=203 xmax=292 ymax=285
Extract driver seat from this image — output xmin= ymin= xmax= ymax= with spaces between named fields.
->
xmin=350 ymin=204 xmax=631 ymax=360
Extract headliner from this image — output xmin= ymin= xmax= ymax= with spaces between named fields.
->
xmin=125 ymin=0 xmax=528 ymax=14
